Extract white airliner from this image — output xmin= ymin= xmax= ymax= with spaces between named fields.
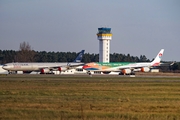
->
xmin=3 ymin=50 xmax=85 ymax=74
xmin=83 ymin=49 xmax=164 ymax=75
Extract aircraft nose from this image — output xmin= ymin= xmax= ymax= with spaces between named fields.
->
xmin=83 ymin=65 xmax=89 ymax=69
xmin=2 ymin=65 xmax=9 ymax=70
xmin=2 ymin=65 xmax=6 ymax=69
xmin=82 ymin=65 xmax=89 ymax=69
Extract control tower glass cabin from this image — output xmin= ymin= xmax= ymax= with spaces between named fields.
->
xmin=97 ymin=27 xmax=112 ymax=63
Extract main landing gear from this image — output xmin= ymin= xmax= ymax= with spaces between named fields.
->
xmin=119 ymin=72 xmax=135 ymax=75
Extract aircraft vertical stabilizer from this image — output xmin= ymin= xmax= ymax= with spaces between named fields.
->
xmin=151 ymin=49 xmax=164 ymax=66
xmin=73 ymin=50 xmax=85 ymax=62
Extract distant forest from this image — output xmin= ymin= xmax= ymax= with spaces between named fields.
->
xmin=0 ymin=49 xmax=151 ymax=63
xmin=0 ymin=42 xmax=180 ymax=72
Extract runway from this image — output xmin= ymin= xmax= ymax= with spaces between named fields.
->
xmin=1 ymin=72 xmax=180 ymax=79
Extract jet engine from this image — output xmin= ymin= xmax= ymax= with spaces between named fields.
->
xmin=58 ymin=67 xmax=68 ymax=72
xmin=40 ymin=68 xmax=50 ymax=74
xmin=141 ymin=67 xmax=150 ymax=72
xmin=121 ymin=69 xmax=131 ymax=75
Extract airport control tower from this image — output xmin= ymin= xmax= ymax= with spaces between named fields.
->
xmin=97 ymin=27 xmax=112 ymax=62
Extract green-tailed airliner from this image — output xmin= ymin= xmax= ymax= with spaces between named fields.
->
xmin=82 ymin=49 xmax=164 ymax=75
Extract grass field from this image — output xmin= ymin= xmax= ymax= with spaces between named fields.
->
xmin=0 ymin=75 xmax=180 ymax=120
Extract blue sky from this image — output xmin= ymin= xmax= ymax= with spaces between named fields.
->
xmin=0 ymin=0 xmax=180 ymax=61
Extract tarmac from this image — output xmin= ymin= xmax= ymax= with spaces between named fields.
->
xmin=1 ymin=72 xmax=180 ymax=78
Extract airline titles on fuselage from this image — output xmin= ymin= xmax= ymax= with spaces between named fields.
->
xmin=13 ymin=63 xmax=29 ymax=68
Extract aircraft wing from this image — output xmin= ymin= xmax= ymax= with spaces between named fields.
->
xmin=37 ymin=49 xmax=85 ymax=71
xmin=39 ymin=62 xmax=85 ymax=71
xmin=159 ymin=62 xmax=175 ymax=66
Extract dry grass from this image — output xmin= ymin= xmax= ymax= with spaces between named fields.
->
xmin=0 ymin=75 xmax=180 ymax=120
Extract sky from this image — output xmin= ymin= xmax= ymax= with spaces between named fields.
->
xmin=0 ymin=0 xmax=180 ymax=61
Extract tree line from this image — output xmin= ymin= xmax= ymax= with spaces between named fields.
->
xmin=0 ymin=49 xmax=150 ymax=63
xmin=0 ymin=42 xmax=179 ymax=72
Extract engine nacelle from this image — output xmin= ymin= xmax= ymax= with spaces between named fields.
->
xmin=141 ymin=67 xmax=150 ymax=72
xmin=58 ymin=67 xmax=68 ymax=72
xmin=121 ymin=69 xmax=131 ymax=74
xmin=40 ymin=68 xmax=50 ymax=74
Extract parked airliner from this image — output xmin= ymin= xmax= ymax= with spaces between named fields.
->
xmin=83 ymin=49 xmax=164 ymax=75
xmin=3 ymin=50 xmax=85 ymax=74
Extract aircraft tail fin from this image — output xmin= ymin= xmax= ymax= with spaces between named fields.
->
xmin=151 ymin=49 xmax=164 ymax=66
xmin=73 ymin=50 xmax=85 ymax=62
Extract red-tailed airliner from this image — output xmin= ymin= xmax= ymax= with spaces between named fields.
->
xmin=83 ymin=49 xmax=164 ymax=75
